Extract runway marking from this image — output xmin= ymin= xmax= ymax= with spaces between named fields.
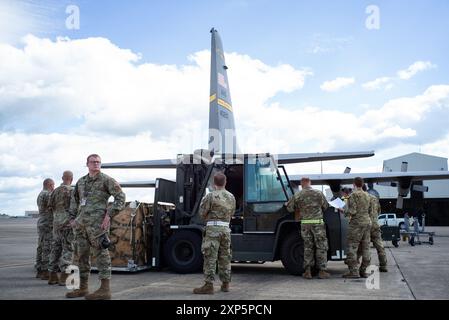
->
xmin=0 ymin=262 xmax=34 ymax=269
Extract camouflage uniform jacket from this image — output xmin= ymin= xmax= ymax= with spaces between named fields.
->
xmin=48 ymin=184 xmax=73 ymax=228
xmin=199 ymin=189 xmax=236 ymax=223
xmin=346 ymin=189 xmax=372 ymax=225
xmin=286 ymin=187 xmax=328 ymax=220
xmin=69 ymin=172 xmax=125 ymax=219
xmin=37 ymin=189 xmax=53 ymax=227
xmin=368 ymin=194 xmax=381 ymax=228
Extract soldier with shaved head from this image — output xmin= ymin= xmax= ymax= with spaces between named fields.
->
xmin=47 ymin=171 xmax=75 ymax=285
xmin=194 ymin=172 xmax=236 ymax=294
xmin=286 ymin=177 xmax=330 ymax=279
xmin=35 ymin=178 xmax=55 ymax=280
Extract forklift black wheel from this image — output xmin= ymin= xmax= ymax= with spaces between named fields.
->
xmin=280 ymin=232 xmax=305 ymax=276
xmin=429 ymin=237 xmax=434 ymax=245
xmin=392 ymin=239 xmax=399 ymax=248
xmin=164 ymin=231 xmax=203 ymax=274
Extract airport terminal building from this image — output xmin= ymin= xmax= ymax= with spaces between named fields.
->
xmin=376 ymin=153 xmax=449 ymax=226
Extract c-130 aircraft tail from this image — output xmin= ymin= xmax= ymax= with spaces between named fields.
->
xmin=102 ymin=29 xmax=374 ymax=170
xmin=208 ymin=27 xmax=239 ymax=155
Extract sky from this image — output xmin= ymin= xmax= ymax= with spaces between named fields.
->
xmin=1 ymin=0 xmax=449 ymax=215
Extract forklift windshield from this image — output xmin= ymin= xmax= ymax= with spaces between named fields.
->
xmin=245 ymin=155 xmax=288 ymax=203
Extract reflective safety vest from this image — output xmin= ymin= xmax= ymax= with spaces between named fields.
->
xmin=301 ymin=219 xmax=324 ymax=224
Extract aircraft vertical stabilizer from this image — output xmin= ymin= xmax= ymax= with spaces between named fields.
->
xmin=208 ymin=28 xmax=239 ymax=154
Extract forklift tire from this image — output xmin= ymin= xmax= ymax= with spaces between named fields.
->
xmin=164 ymin=231 xmax=203 ymax=274
xmin=429 ymin=237 xmax=434 ymax=245
xmin=280 ymin=232 xmax=304 ymax=276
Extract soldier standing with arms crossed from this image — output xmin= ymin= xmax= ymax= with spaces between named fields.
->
xmin=47 ymin=171 xmax=75 ymax=285
xmin=286 ymin=177 xmax=330 ymax=279
xmin=65 ymin=154 xmax=125 ymax=300
xmin=194 ymin=172 xmax=236 ymax=294
xmin=344 ymin=177 xmax=372 ymax=278
xmin=35 ymin=178 xmax=55 ymax=280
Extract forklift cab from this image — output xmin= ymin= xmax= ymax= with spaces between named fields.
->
xmin=201 ymin=154 xmax=293 ymax=234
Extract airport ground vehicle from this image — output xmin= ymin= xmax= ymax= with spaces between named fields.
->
xmin=378 ymin=213 xmax=421 ymax=230
xmin=146 ymin=152 xmax=349 ymax=275
xmin=380 ymin=225 xmax=400 ymax=247
xmin=378 ymin=213 xmax=405 ymax=229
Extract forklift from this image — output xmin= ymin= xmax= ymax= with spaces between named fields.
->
xmin=148 ymin=151 xmax=349 ymax=275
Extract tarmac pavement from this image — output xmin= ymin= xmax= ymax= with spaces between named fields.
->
xmin=0 ymin=218 xmax=448 ymax=300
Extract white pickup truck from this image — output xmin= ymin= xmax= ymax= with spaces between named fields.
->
xmin=378 ymin=213 xmax=418 ymax=229
xmin=378 ymin=213 xmax=404 ymax=228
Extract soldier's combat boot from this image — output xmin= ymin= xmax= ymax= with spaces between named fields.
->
xmin=85 ymin=279 xmax=111 ymax=300
xmin=40 ymin=270 xmax=49 ymax=280
xmin=59 ymin=272 xmax=69 ymax=286
xmin=302 ymin=268 xmax=312 ymax=279
xmin=379 ymin=265 xmax=388 ymax=272
xmin=65 ymin=278 xmax=89 ymax=298
xmin=35 ymin=270 xmax=42 ymax=278
xmin=193 ymin=282 xmax=214 ymax=294
xmin=342 ymin=269 xmax=360 ymax=279
xmin=221 ymin=282 xmax=230 ymax=292
xmin=318 ymin=270 xmax=330 ymax=279
xmin=48 ymin=272 xmax=59 ymax=285
xmin=359 ymin=269 xmax=368 ymax=278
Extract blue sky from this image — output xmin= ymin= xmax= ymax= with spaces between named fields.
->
xmin=1 ymin=0 xmax=449 ymax=215
xmin=31 ymin=0 xmax=449 ymax=111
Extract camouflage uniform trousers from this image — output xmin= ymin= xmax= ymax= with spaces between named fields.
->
xmin=301 ymin=224 xmax=328 ymax=270
xmin=73 ymin=212 xmax=111 ymax=281
xmin=35 ymin=224 xmax=53 ymax=272
xmin=357 ymin=226 xmax=387 ymax=267
xmin=202 ymin=226 xmax=232 ymax=283
xmin=345 ymin=222 xmax=371 ymax=272
xmin=49 ymin=227 xmax=74 ymax=273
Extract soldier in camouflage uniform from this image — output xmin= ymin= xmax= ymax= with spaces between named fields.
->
xmin=357 ymin=185 xmax=388 ymax=272
xmin=47 ymin=171 xmax=75 ymax=285
xmin=65 ymin=154 xmax=125 ymax=300
xmin=343 ymin=177 xmax=372 ymax=278
xmin=193 ymin=172 xmax=236 ymax=294
xmin=286 ymin=177 xmax=330 ymax=279
xmin=35 ymin=178 xmax=55 ymax=280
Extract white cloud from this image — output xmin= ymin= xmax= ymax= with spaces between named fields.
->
xmin=363 ymin=61 xmax=436 ymax=91
xmin=362 ymin=77 xmax=394 ymax=91
xmin=320 ymin=77 xmax=355 ymax=92
xmin=0 ymin=35 xmax=310 ymax=137
xmin=0 ymin=35 xmax=448 ymax=216
xmin=397 ymin=61 xmax=436 ymax=80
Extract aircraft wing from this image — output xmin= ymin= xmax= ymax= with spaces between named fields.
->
xmin=103 ymin=151 xmax=375 ymax=169
xmin=276 ymin=151 xmax=375 ymax=164
xmin=118 ymin=180 xmax=157 ymax=188
xmin=102 ymin=159 xmax=176 ymax=169
xmin=289 ymin=171 xmax=449 ymax=185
